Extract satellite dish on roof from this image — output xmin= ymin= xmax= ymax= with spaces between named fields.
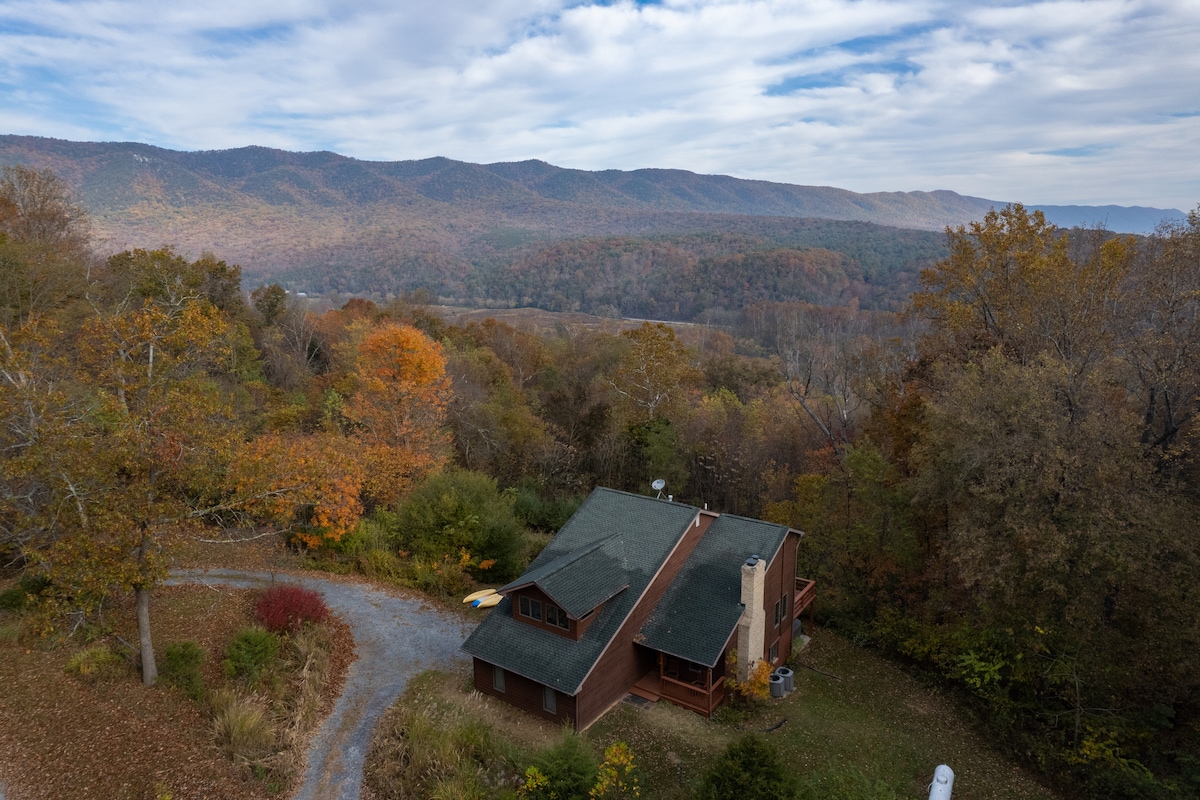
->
xmin=651 ymin=478 xmax=666 ymax=498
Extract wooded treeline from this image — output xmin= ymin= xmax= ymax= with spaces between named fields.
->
xmin=281 ymin=224 xmax=944 ymax=317
xmin=2 ymin=165 xmax=1199 ymax=797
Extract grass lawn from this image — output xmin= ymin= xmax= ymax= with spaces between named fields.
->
xmin=585 ymin=631 xmax=1061 ymax=800
xmin=367 ymin=629 xmax=1062 ymax=799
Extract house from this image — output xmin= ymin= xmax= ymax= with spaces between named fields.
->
xmin=461 ymin=487 xmax=816 ymax=729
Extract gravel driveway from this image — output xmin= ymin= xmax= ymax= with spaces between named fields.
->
xmin=168 ymin=569 xmax=475 ymax=800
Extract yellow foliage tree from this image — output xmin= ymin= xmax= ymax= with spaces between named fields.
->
xmin=590 ymin=742 xmax=639 ymax=800
xmin=725 ymin=649 xmax=773 ymax=703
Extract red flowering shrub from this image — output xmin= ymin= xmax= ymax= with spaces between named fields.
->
xmin=254 ymin=585 xmax=330 ymax=633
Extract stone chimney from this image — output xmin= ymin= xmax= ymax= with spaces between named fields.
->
xmin=736 ymin=556 xmax=765 ymax=682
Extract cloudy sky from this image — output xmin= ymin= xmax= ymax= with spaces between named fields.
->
xmin=1 ymin=0 xmax=1197 ymax=209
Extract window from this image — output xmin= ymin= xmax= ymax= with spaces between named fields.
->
xmin=769 ymin=642 xmax=779 ymax=663
xmin=519 ymin=595 xmax=543 ymax=621
xmin=543 ymin=686 xmax=557 ymax=714
xmin=773 ymin=598 xmax=782 ymax=628
xmin=492 ymin=665 xmax=505 ymax=693
xmin=545 ymin=604 xmax=570 ymax=631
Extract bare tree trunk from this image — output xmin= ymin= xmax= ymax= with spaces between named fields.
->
xmin=136 ymin=586 xmax=157 ymax=687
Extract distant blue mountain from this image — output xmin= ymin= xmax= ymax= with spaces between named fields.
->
xmin=1030 ymin=205 xmax=1186 ymax=235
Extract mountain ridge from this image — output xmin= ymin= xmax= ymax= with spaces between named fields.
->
xmin=0 ymin=135 xmax=1185 ymax=313
xmin=2 ymin=135 xmax=1181 ymax=232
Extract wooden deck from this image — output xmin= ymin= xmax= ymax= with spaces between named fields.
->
xmin=794 ymin=577 xmax=816 ymax=623
xmin=631 ymin=671 xmax=662 ymax=702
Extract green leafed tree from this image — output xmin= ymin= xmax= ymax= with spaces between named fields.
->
xmin=695 ymin=735 xmax=795 ymax=800
xmin=391 ymin=469 xmax=526 ymax=581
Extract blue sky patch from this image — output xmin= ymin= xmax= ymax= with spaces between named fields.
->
xmin=765 ymin=60 xmax=918 ymax=96
xmin=1040 ymin=145 xmax=1112 ymax=158
xmin=833 ymin=24 xmax=938 ymax=55
xmin=198 ymin=23 xmax=295 ymax=50
xmin=0 ymin=17 xmax=68 ymax=39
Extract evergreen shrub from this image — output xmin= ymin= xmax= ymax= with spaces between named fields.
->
xmin=224 ymin=627 xmax=280 ymax=684
xmin=393 ymin=469 xmax=527 ymax=582
xmin=696 ymin=735 xmax=796 ymax=800
xmin=160 ymin=641 xmax=206 ymax=701
xmin=513 ymin=488 xmax=582 ymax=532
xmin=527 ymin=731 xmax=598 ymax=800
xmin=0 ymin=586 xmax=24 ymax=611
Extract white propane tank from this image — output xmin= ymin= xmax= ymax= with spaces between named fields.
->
xmin=928 ymin=764 xmax=954 ymax=800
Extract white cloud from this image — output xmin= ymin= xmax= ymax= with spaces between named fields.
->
xmin=0 ymin=0 xmax=1196 ymax=208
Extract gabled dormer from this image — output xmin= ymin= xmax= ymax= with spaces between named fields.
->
xmin=499 ymin=534 xmax=628 ymax=640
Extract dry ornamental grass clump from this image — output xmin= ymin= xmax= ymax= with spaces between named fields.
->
xmin=210 ymin=687 xmax=277 ymax=763
xmin=64 ymin=644 xmax=128 ymax=684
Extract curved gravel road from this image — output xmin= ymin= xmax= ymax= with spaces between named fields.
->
xmin=168 ymin=569 xmax=475 ymax=800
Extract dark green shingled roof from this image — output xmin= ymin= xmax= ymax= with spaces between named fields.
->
xmin=497 ymin=534 xmax=629 ymax=619
xmin=461 ymin=487 xmax=700 ymax=694
xmin=638 ymin=514 xmax=792 ymax=668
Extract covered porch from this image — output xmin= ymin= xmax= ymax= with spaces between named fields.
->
xmin=631 ymin=652 xmax=727 ymax=718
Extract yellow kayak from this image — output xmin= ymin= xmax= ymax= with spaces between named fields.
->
xmin=463 ymin=589 xmax=497 ymax=604
xmin=472 ymin=593 xmax=503 ymax=608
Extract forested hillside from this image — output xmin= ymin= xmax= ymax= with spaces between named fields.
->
xmin=3 ymin=162 xmax=1200 ymax=798
xmin=0 ymin=136 xmax=1182 ymax=318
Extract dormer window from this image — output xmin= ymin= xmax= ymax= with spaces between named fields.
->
xmin=520 ymin=594 xmax=572 ymax=631
xmin=519 ymin=596 xmax=543 ymax=621
xmin=545 ymin=604 xmax=570 ymax=631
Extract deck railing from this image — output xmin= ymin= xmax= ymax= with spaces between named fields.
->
xmin=660 ymin=674 xmax=725 ymax=717
xmin=794 ymin=577 xmax=816 ymax=617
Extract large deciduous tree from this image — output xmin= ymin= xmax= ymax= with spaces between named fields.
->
xmin=0 ymin=165 xmax=93 ymax=330
xmin=345 ymin=321 xmax=452 ymax=508
xmin=609 ymin=322 xmax=698 ymax=424
xmin=7 ymin=292 xmax=243 ymax=684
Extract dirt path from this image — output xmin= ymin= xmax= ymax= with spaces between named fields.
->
xmin=169 ymin=569 xmax=475 ymax=800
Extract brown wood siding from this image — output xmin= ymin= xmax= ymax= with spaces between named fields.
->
xmin=574 ymin=511 xmax=716 ymax=728
xmin=764 ymin=530 xmax=800 ymax=665
xmin=574 ymin=604 xmax=602 ymax=639
xmin=472 ymin=658 xmax=577 ymax=726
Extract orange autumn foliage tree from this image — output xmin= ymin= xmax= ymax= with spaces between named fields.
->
xmin=345 ymin=322 xmax=452 ymax=507
xmin=231 ymin=432 xmax=365 ymax=548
